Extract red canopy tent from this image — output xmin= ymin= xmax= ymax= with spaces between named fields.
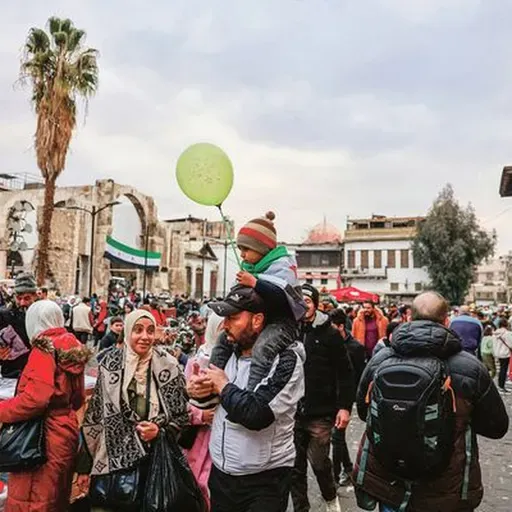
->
xmin=329 ymin=286 xmax=380 ymax=304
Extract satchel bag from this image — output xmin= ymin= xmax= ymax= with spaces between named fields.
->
xmin=0 ymin=416 xmax=46 ymax=472
xmin=90 ymin=464 xmax=144 ymax=512
xmin=0 ymin=349 xmax=58 ymax=472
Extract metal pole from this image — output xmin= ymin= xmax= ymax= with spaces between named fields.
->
xmin=201 ymin=243 xmax=205 ymax=299
xmin=223 ymin=239 xmax=228 ymax=297
xmin=88 ymin=206 xmax=96 ymax=297
xmin=142 ymin=223 xmax=149 ymax=299
xmin=202 ymin=220 xmax=207 ymax=298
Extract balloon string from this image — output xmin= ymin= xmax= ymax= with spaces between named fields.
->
xmin=217 ymin=205 xmax=242 ymax=269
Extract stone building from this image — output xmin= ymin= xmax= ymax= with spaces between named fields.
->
xmin=0 ymin=175 xmax=197 ymax=297
xmin=164 ymin=216 xmax=235 ymax=299
xmin=287 ymin=219 xmax=344 ymax=290
xmin=342 ymin=215 xmax=430 ymax=301
xmin=467 ymin=257 xmax=509 ymax=305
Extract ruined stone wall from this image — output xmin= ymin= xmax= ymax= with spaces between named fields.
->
xmin=47 ymin=209 xmax=82 ymax=294
xmin=0 ymin=179 xmax=187 ymax=297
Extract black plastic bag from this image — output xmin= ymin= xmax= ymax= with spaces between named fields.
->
xmin=143 ymin=431 xmax=207 ymax=512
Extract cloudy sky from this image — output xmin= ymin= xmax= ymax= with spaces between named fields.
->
xmin=1 ymin=0 xmax=512 ymax=251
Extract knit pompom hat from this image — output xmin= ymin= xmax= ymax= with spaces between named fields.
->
xmin=237 ymin=211 xmax=277 ymax=256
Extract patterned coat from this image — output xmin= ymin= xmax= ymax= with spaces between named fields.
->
xmin=82 ymin=345 xmax=188 ymax=476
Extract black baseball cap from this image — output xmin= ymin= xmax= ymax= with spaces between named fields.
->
xmin=208 ymin=285 xmax=266 ymax=317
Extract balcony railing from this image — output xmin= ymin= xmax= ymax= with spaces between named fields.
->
xmin=0 ymin=173 xmax=44 ymax=191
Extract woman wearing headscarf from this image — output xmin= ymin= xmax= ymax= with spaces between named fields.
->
xmin=183 ymin=312 xmax=224 ymax=510
xmin=77 ymin=309 xmax=189 ymax=511
xmin=0 ymin=300 xmax=90 ymax=511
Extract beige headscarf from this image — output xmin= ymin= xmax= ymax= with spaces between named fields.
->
xmin=123 ymin=309 xmax=160 ymax=419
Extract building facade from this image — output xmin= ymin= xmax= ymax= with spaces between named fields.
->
xmin=468 ymin=257 xmax=509 ymax=305
xmin=164 ymin=216 xmax=236 ymax=299
xmin=342 ymin=215 xmax=430 ymax=302
xmin=288 ymin=220 xmax=343 ymax=289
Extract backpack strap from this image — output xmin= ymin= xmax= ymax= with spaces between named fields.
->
xmin=461 ymin=425 xmax=472 ymax=500
xmin=356 ymin=435 xmax=370 ymax=486
xmin=398 ymin=480 xmax=412 ymax=512
xmin=442 ymin=376 xmax=457 ymax=413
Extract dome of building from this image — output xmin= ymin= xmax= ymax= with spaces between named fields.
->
xmin=304 ymin=219 xmax=343 ymax=244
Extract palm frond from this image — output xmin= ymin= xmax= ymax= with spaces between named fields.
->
xmin=47 ymin=17 xmax=62 ymax=36
xmin=53 ymin=31 xmax=68 ymax=48
xmin=25 ymin=28 xmax=50 ymax=54
xmin=68 ymin=29 xmax=85 ymax=52
xmin=60 ymin=19 xmax=73 ymax=35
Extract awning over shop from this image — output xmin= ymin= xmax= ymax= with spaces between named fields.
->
xmin=329 ymin=286 xmax=380 ymax=303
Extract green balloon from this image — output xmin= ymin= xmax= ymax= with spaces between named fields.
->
xmin=176 ymin=143 xmax=234 ymax=206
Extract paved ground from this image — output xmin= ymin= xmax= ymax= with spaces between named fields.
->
xmin=287 ymin=390 xmax=512 ymax=512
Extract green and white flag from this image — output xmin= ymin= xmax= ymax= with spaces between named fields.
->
xmin=104 ymin=236 xmax=161 ymax=269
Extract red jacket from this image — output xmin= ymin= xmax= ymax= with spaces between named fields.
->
xmin=150 ymin=308 xmax=166 ymax=327
xmin=94 ymin=302 xmax=108 ymax=334
xmin=0 ymin=328 xmax=89 ymax=511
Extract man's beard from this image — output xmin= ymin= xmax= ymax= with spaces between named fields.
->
xmin=225 ymin=329 xmax=258 ymax=350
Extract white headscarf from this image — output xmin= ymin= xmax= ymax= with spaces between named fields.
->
xmin=200 ymin=311 xmax=224 ymax=358
xmin=123 ymin=309 xmax=159 ymax=418
xmin=25 ymin=300 xmax=65 ymax=343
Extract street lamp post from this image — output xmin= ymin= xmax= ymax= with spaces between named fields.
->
xmin=142 ymin=222 xmax=150 ymax=300
xmin=57 ymin=201 xmax=120 ymax=296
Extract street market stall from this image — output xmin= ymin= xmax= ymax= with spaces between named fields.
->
xmin=329 ymin=286 xmax=380 ymax=304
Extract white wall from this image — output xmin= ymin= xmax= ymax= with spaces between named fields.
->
xmin=344 ymin=239 xmax=430 ymax=296
xmin=209 ymin=242 xmax=240 ymax=297
xmin=299 ymin=275 xmax=338 ymax=290
xmin=185 ymin=257 xmax=219 ymax=299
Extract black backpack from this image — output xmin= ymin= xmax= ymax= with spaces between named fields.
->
xmin=365 ymin=355 xmax=456 ymax=481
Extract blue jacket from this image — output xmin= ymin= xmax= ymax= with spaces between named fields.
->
xmin=449 ymin=314 xmax=483 ymax=354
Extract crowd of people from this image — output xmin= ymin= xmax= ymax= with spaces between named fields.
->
xmin=0 ymin=211 xmax=509 ymax=512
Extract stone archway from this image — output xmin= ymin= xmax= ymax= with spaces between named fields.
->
xmin=108 ymin=193 xmax=145 ymax=290
xmin=0 ymin=178 xmax=176 ymax=297
xmin=91 ymin=180 xmax=163 ymax=296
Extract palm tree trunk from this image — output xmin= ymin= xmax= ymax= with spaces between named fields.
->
xmin=36 ymin=175 xmax=57 ymax=286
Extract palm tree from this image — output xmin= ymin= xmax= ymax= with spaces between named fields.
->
xmin=20 ymin=17 xmax=99 ymax=285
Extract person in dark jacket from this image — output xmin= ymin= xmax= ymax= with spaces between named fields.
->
xmin=98 ymin=316 xmax=124 ymax=351
xmin=330 ymin=308 xmax=366 ymax=486
xmin=291 ymin=284 xmax=354 ymax=512
xmin=353 ymin=291 xmax=509 ymax=512
xmin=0 ymin=273 xmax=38 ymax=378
